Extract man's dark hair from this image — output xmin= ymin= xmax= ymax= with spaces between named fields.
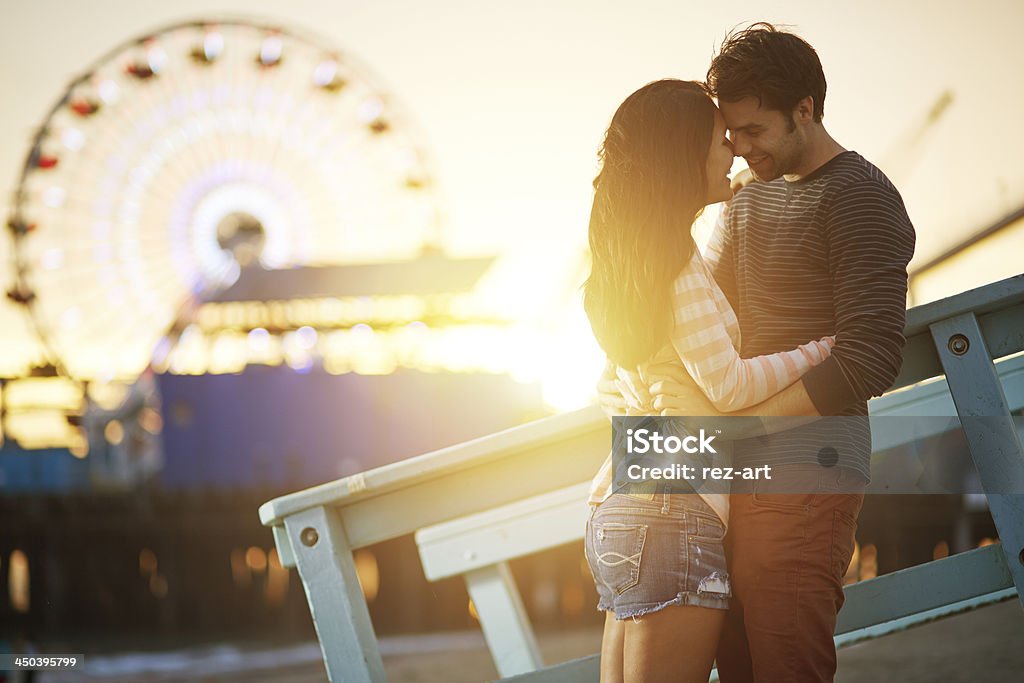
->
xmin=706 ymin=22 xmax=826 ymax=122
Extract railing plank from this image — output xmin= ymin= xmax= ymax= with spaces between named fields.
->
xmin=502 ymin=655 xmax=599 ymax=682
xmin=903 ymin=274 xmax=1024 ymax=336
xmin=869 ymin=354 xmax=1024 ymax=453
xmin=336 ymin=424 xmax=605 ymax=550
xmin=259 ymin=407 xmax=607 ymax=530
xmin=833 ymin=588 xmax=1017 ymax=648
xmin=416 ymin=482 xmax=592 ymax=581
xmin=892 ymin=301 xmax=1024 ymax=391
xmin=834 ymin=544 xmax=1014 ymax=634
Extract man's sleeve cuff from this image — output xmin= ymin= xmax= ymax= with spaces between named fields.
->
xmin=801 ymin=357 xmax=859 ymax=415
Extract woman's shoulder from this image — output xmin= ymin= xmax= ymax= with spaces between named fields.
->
xmin=669 ymin=249 xmax=736 ymax=331
xmin=671 ymin=249 xmax=716 ymax=295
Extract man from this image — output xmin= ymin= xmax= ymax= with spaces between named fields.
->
xmin=601 ymin=23 xmax=915 ymax=682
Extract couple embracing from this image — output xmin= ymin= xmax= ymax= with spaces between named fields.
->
xmin=581 ymin=24 xmax=916 ymax=683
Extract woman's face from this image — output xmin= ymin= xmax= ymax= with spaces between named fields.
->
xmin=705 ymin=109 xmax=735 ymax=205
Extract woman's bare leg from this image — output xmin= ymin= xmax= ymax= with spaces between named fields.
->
xmin=623 ymin=605 xmax=725 ymax=683
xmin=600 ymin=611 xmax=626 ymax=683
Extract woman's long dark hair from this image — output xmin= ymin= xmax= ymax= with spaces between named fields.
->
xmin=583 ymin=79 xmax=716 ymax=368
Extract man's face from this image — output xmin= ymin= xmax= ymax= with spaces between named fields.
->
xmin=719 ymin=97 xmax=804 ymax=181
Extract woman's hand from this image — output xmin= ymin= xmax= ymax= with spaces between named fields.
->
xmin=597 ymin=362 xmax=627 ymax=417
xmin=649 ymin=378 xmax=720 ymax=416
xmin=730 ymin=168 xmax=758 ymax=193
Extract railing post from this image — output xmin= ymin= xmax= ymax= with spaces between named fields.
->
xmin=465 ymin=562 xmax=543 ymax=677
xmin=930 ymin=312 xmax=1024 ymax=607
xmin=284 ymin=506 xmax=387 ymax=682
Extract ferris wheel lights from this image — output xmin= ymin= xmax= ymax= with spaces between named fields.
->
xmin=11 ymin=20 xmax=444 ymax=383
xmin=356 ymin=97 xmax=390 ymax=133
xmin=190 ymin=46 xmax=211 ymax=64
xmin=147 ymin=46 xmax=168 ymax=74
xmin=6 ymin=285 xmax=36 ymax=305
xmin=61 ymin=128 xmax=86 ymax=151
xmin=319 ymin=76 xmax=347 ymax=93
xmin=126 ymin=62 xmax=156 ymax=80
xmin=313 ymin=59 xmax=336 ymax=85
xmin=97 ymin=79 xmax=119 ymax=104
xmin=258 ymin=35 xmax=283 ymax=68
xmin=192 ymin=32 xmax=224 ymax=64
xmin=40 ymin=248 xmax=63 ymax=271
xmin=313 ymin=59 xmax=346 ymax=92
xmin=43 ymin=187 xmax=66 ymax=208
xmin=124 ymin=41 xmax=164 ymax=78
xmin=35 ymin=153 xmax=59 ymax=169
xmin=358 ymin=97 xmax=384 ymax=122
xmin=7 ymin=218 xmax=35 ymax=235
xmin=70 ymin=98 xmax=101 ymax=117
xmin=205 ymin=31 xmax=225 ymax=59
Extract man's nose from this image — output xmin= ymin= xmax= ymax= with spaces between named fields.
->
xmin=730 ymin=134 xmax=751 ymax=157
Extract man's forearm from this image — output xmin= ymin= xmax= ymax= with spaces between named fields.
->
xmin=658 ymin=380 xmax=820 ymax=438
xmin=730 ymin=379 xmax=820 ymax=418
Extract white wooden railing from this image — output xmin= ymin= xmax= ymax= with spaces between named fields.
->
xmin=260 ymin=274 xmax=1024 ymax=682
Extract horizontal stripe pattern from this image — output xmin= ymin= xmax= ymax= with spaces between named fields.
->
xmin=708 ymin=151 xmax=916 ymax=475
xmin=588 ymin=247 xmax=835 ymax=518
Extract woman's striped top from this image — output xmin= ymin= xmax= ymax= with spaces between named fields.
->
xmin=587 ymin=247 xmax=834 ymax=523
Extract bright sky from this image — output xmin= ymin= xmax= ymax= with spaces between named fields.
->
xmin=2 ymin=0 xmax=1023 ymax=388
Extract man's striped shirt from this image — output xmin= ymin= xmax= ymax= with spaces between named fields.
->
xmin=704 ymin=151 xmax=916 ymax=477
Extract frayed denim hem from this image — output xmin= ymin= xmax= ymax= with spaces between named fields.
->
xmin=596 ymin=590 xmax=729 ymax=621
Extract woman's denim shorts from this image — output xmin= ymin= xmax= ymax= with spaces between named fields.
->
xmin=585 ymin=488 xmax=731 ymax=620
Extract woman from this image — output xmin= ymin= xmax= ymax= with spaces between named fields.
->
xmin=582 ymin=79 xmax=834 ymax=683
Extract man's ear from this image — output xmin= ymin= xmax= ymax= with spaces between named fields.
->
xmin=793 ymin=95 xmax=815 ymax=124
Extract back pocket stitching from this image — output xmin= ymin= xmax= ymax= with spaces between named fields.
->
xmin=692 ymin=513 xmax=726 ymax=541
xmin=594 ymin=523 xmax=647 ymax=595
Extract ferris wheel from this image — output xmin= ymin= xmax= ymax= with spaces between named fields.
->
xmin=7 ymin=19 xmax=444 ymax=383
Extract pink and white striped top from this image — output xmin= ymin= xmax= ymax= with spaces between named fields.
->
xmin=587 ymin=247 xmax=834 ymax=522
